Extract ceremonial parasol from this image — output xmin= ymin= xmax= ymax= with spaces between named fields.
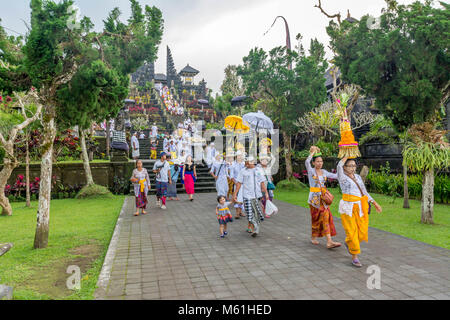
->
xmin=224 ymin=115 xmax=250 ymax=134
xmin=242 ymin=110 xmax=274 ymax=132
xmin=198 ymin=99 xmax=209 ymax=105
xmin=231 ymin=95 xmax=249 ymax=106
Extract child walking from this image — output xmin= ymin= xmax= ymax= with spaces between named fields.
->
xmin=216 ymin=195 xmax=233 ymax=238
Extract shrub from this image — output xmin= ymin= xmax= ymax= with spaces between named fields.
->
xmin=365 ymin=163 xmax=449 ymax=204
xmin=76 ymin=184 xmax=113 ymax=199
xmin=276 ymin=177 xmax=307 ymax=191
xmin=110 ymin=176 xmax=131 ymax=195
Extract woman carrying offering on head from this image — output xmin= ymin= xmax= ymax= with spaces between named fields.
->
xmin=305 ymin=146 xmax=341 ymax=249
xmin=336 ymin=109 xmax=382 ymax=267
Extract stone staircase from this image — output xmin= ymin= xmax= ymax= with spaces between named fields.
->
xmin=130 ymin=160 xmax=216 ymax=195
xmin=130 ymin=88 xmax=216 ymax=195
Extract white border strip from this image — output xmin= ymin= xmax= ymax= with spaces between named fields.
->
xmin=94 ymin=196 xmax=130 ymax=299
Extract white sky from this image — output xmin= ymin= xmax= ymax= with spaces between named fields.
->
xmin=2 ymin=0 xmax=419 ymax=95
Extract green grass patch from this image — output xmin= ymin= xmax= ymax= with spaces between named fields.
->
xmin=0 ymin=196 xmax=125 ymax=300
xmin=275 ymin=187 xmax=450 ymax=249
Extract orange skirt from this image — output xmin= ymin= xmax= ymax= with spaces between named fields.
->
xmin=309 ymin=205 xmax=337 ymax=238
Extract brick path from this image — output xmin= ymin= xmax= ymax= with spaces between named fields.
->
xmin=95 ymin=193 xmax=450 ymax=300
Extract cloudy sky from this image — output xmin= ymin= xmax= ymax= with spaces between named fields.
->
xmin=3 ymin=0 xmax=418 ymax=94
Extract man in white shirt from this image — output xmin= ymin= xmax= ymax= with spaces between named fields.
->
xmin=131 ymin=132 xmax=140 ymax=160
xmin=152 ymin=152 xmax=172 ymax=210
xmin=234 ymin=155 xmax=269 ymax=237
xmin=139 ymin=132 xmax=145 ymax=139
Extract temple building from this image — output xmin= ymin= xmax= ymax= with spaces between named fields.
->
xmin=131 ymin=46 xmax=209 ymax=101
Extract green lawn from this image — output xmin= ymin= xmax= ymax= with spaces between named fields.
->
xmin=0 ymin=196 xmax=125 ymax=300
xmin=275 ymin=188 xmax=450 ymax=250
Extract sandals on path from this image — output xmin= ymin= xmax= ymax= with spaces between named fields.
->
xmin=352 ymin=258 xmax=362 ymax=267
xmin=327 ymin=243 xmax=341 ymax=249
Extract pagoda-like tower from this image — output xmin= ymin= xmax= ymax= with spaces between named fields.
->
xmin=166 ymin=46 xmax=182 ymax=92
xmin=198 ymin=78 xmax=207 ymax=99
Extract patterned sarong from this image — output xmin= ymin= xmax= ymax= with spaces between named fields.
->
xmin=310 ymin=205 xmax=337 ymax=238
xmin=135 ymin=190 xmax=148 ymax=209
xmin=155 ymin=181 xmax=168 ymax=198
xmin=244 ymin=198 xmax=264 ymax=234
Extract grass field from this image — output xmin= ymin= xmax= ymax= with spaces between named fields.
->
xmin=275 ymin=188 xmax=450 ymax=250
xmin=0 ymin=196 xmax=124 ymax=300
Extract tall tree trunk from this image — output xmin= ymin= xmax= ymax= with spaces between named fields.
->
xmin=26 ymin=131 xmax=31 ymax=207
xmin=421 ymin=168 xmax=434 ymax=224
xmin=402 ymin=162 xmax=410 ymax=209
xmin=0 ymin=145 xmax=17 ymax=216
xmin=106 ymin=120 xmax=111 ymax=159
xmin=283 ymin=131 xmax=293 ymax=179
xmin=80 ymin=129 xmax=94 ymax=186
xmin=34 ymin=111 xmax=56 ymax=249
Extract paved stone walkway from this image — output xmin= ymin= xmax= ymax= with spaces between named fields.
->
xmin=95 ymin=193 xmax=450 ymax=300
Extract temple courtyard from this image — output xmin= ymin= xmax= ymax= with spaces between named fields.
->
xmin=94 ymin=193 xmax=450 ymax=300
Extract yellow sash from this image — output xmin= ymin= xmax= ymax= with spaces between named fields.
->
xmin=310 ymin=187 xmax=324 ymax=193
xmin=343 ymin=194 xmax=369 ymax=216
xmin=139 ymin=179 xmax=146 ymax=193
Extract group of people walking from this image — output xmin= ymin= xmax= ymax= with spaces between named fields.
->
xmin=130 ymin=141 xmax=382 ymax=267
xmin=130 ymin=150 xmax=197 ymax=214
xmin=210 ymin=150 xmax=275 ymax=238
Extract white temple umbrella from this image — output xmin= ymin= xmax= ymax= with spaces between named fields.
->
xmin=242 ymin=110 xmax=274 ymax=133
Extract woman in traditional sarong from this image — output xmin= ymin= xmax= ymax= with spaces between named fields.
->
xmin=130 ymin=160 xmax=151 ymax=216
xmin=306 ymin=146 xmax=341 ymax=249
xmin=337 ymin=156 xmax=382 ymax=267
xmin=182 ymin=155 xmax=197 ymax=201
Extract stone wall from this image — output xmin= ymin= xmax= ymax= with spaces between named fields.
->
xmin=4 ymin=161 xmax=135 ymax=189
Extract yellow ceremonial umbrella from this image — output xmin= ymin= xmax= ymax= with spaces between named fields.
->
xmin=224 ymin=115 xmax=250 ymax=134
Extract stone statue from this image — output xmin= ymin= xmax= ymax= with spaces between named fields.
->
xmin=0 ymin=243 xmax=12 ymax=257
xmin=0 ymin=243 xmax=13 ymax=300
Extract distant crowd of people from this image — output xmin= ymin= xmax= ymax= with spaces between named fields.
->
xmin=160 ymin=86 xmax=184 ymax=116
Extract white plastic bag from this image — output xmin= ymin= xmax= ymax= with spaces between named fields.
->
xmin=265 ymin=200 xmax=278 ymax=216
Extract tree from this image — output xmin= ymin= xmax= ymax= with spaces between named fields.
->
xmin=220 ymin=65 xmax=245 ymax=97
xmin=19 ymin=0 xmax=163 ymax=248
xmin=326 ymin=0 xmax=450 ymax=223
xmin=57 ymin=60 xmax=129 ymax=185
xmin=0 ymin=20 xmax=42 ymax=216
xmin=0 ymin=92 xmax=42 ymax=216
xmin=237 ymin=36 xmax=329 ymax=179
